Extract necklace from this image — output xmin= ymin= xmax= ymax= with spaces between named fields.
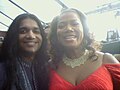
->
xmin=63 ymin=50 xmax=89 ymax=68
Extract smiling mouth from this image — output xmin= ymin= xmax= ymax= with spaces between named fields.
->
xmin=24 ymin=41 xmax=38 ymax=46
xmin=64 ymin=35 xmax=77 ymax=40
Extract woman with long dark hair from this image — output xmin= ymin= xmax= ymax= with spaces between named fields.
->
xmin=0 ymin=13 xmax=49 ymax=90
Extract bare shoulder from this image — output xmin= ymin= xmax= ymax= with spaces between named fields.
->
xmin=95 ymin=51 xmax=119 ymax=64
xmin=114 ymin=54 xmax=120 ymax=62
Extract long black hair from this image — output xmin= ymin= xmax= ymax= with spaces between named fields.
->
xmin=49 ymin=8 xmax=101 ymax=67
xmin=0 ymin=13 xmax=49 ymax=90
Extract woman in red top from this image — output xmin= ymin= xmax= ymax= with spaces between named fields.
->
xmin=49 ymin=8 xmax=120 ymax=90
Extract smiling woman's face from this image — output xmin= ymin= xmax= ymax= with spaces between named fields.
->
xmin=57 ymin=11 xmax=84 ymax=49
xmin=18 ymin=18 xmax=42 ymax=54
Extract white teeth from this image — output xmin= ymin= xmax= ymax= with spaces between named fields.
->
xmin=65 ymin=35 xmax=75 ymax=39
xmin=26 ymin=42 xmax=36 ymax=45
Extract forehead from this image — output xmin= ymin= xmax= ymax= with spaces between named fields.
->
xmin=59 ymin=11 xmax=80 ymax=22
xmin=19 ymin=18 xmax=39 ymax=27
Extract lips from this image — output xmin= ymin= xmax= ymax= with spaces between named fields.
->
xmin=24 ymin=41 xmax=37 ymax=46
xmin=64 ymin=34 xmax=77 ymax=40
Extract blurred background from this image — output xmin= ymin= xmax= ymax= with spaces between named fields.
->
xmin=0 ymin=0 xmax=120 ymax=54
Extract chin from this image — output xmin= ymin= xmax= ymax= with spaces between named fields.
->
xmin=21 ymin=49 xmax=37 ymax=55
xmin=27 ymin=50 xmax=37 ymax=53
xmin=64 ymin=43 xmax=77 ymax=47
xmin=22 ymin=51 xmax=36 ymax=57
xmin=64 ymin=45 xmax=79 ymax=49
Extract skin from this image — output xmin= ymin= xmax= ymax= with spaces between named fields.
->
xmin=18 ymin=18 xmax=42 ymax=60
xmin=55 ymin=11 xmax=119 ymax=86
xmin=114 ymin=54 xmax=120 ymax=62
xmin=57 ymin=12 xmax=84 ymax=50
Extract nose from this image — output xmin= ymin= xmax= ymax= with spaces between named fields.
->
xmin=26 ymin=30 xmax=36 ymax=39
xmin=65 ymin=24 xmax=73 ymax=31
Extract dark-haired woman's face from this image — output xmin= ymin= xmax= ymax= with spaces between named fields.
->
xmin=57 ymin=12 xmax=84 ymax=49
xmin=18 ymin=18 xmax=42 ymax=54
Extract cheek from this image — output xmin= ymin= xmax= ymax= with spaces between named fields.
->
xmin=57 ymin=31 xmax=63 ymax=42
xmin=79 ymin=32 xmax=84 ymax=42
xmin=80 ymin=31 xmax=84 ymax=38
xmin=76 ymin=29 xmax=83 ymax=38
xmin=57 ymin=30 xmax=61 ymax=39
xmin=18 ymin=34 xmax=24 ymax=43
xmin=38 ymin=35 xmax=43 ymax=44
xmin=76 ymin=30 xmax=84 ymax=45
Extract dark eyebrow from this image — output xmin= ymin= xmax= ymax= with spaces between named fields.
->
xmin=58 ymin=19 xmax=78 ymax=24
xmin=19 ymin=26 xmax=39 ymax=30
xmin=34 ymin=27 xmax=40 ymax=29
xmin=70 ymin=19 xmax=78 ymax=22
xmin=19 ymin=27 xmax=28 ymax=29
xmin=58 ymin=21 xmax=66 ymax=25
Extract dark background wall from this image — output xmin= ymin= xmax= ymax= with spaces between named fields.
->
xmin=101 ymin=41 xmax=120 ymax=54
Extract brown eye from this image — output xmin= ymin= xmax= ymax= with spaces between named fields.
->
xmin=33 ymin=28 xmax=41 ymax=34
xmin=71 ymin=21 xmax=80 ymax=26
xmin=57 ymin=23 xmax=65 ymax=29
xmin=19 ymin=28 xmax=28 ymax=34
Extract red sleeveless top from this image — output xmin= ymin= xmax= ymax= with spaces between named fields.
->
xmin=49 ymin=64 xmax=120 ymax=90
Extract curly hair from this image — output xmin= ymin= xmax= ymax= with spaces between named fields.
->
xmin=49 ymin=8 xmax=101 ymax=68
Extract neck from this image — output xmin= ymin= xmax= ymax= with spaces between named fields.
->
xmin=18 ymin=50 xmax=36 ymax=62
xmin=19 ymin=53 xmax=35 ymax=62
xmin=22 ymin=56 xmax=34 ymax=62
xmin=65 ymin=47 xmax=85 ymax=59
